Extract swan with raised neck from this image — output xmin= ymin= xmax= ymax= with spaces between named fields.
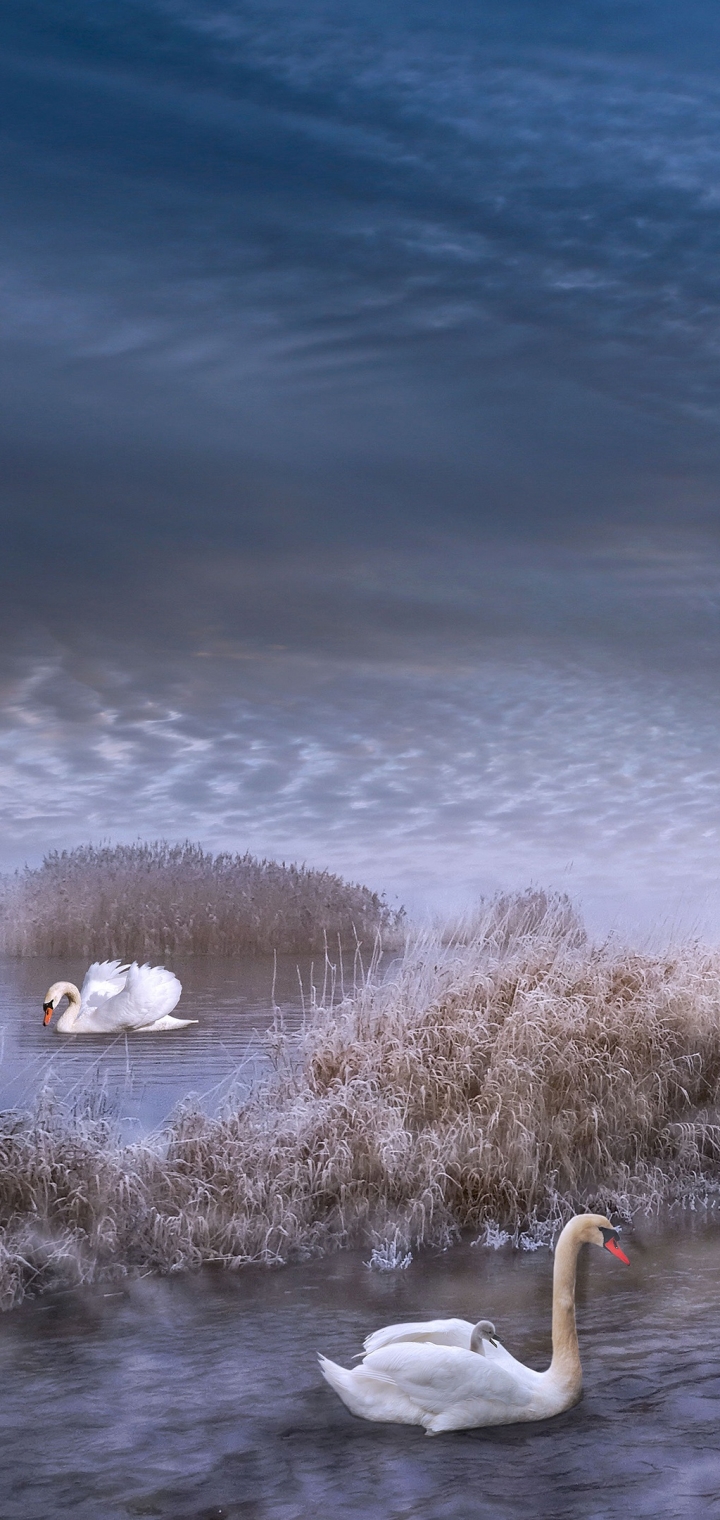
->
xmin=547 ymin=1212 xmax=615 ymax=1401
xmin=319 ymin=1213 xmax=629 ymax=1432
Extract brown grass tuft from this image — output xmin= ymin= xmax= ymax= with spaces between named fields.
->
xmin=1 ymin=890 xmax=720 ymax=1306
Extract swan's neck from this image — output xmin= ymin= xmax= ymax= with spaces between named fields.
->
xmin=548 ymin=1227 xmax=583 ymax=1396
xmin=56 ymin=983 xmax=82 ymax=1029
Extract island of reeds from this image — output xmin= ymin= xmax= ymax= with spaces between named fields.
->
xmin=1 ymin=881 xmax=720 ymax=1307
xmin=0 ymin=841 xmax=402 ymax=957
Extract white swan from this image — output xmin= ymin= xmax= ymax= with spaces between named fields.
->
xmin=42 ymin=960 xmax=197 ymax=1033
xmin=319 ymin=1214 xmax=629 ymax=1433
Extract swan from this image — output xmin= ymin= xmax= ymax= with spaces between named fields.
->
xmin=42 ymin=960 xmax=197 ymax=1033
xmin=318 ymin=1214 xmax=629 ymax=1433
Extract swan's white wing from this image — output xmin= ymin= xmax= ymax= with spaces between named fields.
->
xmin=362 ymin=1343 xmax=536 ymax=1417
xmin=362 ymin=1319 xmax=522 ymax=1373
xmin=86 ymin=963 xmax=182 ymax=1031
xmin=80 ymin=960 xmax=129 ymax=1009
xmin=363 ymin=1318 xmax=476 ymax=1354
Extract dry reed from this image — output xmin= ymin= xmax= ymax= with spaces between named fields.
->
xmin=0 ymin=841 xmax=401 ymax=958
xmin=1 ymin=889 xmax=720 ymax=1307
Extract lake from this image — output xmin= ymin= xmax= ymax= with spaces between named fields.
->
xmin=0 ymin=957 xmax=719 ymax=1518
xmin=1 ymin=1217 xmax=719 ymax=1519
xmin=0 ymin=953 xmax=335 ymax=1131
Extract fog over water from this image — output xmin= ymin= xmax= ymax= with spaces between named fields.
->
xmin=4 ymin=1 xmax=720 ymax=930
xmin=3 ymin=1220 xmax=720 ymax=1519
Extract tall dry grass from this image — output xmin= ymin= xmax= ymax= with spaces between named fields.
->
xmin=0 ymin=841 xmax=401 ymax=957
xmin=1 ymin=890 xmax=720 ymax=1307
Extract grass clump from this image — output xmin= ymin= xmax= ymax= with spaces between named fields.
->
xmin=2 ymin=889 xmax=720 ymax=1306
xmin=0 ymin=840 xmax=402 ymax=958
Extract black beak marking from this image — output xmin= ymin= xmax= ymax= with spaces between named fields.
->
xmin=600 ymin=1225 xmax=630 ymax=1264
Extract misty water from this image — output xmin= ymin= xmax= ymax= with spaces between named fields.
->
xmin=1 ymin=1221 xmax=720 ymax=1519
xmin=2 ymin=958 xmax=720 ymax=1518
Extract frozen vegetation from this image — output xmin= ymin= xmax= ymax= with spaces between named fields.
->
xmin=0 ymin=841 xmax=401 ymax=957
xmin=1 ymin=890 xmax=720 ymax=1307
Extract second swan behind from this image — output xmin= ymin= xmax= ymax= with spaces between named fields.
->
xmin=42 ymin=960 xmax=196 ymax=1032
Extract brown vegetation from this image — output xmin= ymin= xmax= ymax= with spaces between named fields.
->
xmin=1 ymin=890 xmax=720 ymax=1307
xmin=0 ymin=841 xmax=401 ymax=957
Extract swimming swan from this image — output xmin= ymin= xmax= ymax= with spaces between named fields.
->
xmin=42 ymin=960 xmax=196 ymax=1033
xmin=318 ymin=1214 xmax=629 ymax=1433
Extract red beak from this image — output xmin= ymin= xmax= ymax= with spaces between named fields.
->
xmin=604 ymin=1238 xmax=630 ymax=1265
xmin=42 ymin=1006 xmax=53 ymax=1027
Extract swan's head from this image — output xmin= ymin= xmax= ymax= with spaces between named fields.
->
xmin=571 ymin=1213 xmax=630 ymax=1264
xmin=42 ymin=981 xmax=70 ymax=1026
xmin=470 ymin=1320 xmax=497 ymax=1353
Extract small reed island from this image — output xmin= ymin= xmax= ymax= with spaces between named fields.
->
xmin=0 ymin=852 xmax=719 ymax=1309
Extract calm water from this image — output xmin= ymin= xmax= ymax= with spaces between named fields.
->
xmin=1 ymin=1219 xmax=720 ymax=1519
xmin=0 ymin=953 xmax=352 ymax=1130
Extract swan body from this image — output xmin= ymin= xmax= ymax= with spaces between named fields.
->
xmin=319 ymin=1214 xmax=629 ymax=1433
xmin=42 ymin=960 xmax=196 ymax=1033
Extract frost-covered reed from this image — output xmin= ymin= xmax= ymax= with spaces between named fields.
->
xmin=0 ymin=841 xmax=401 ymax=957
xmin=2 ymin=889 xmax=720 ymax=1307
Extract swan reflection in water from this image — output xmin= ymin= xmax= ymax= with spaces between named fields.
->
xmin=319 ymin=1214 xmax=629 ymax=1434
xmin=41 ymin=959 xmax=197 ymax=1033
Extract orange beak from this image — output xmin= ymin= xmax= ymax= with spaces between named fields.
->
xmin=604 ymin=1237 xmax=630 ymax=1265
xmin=42 ymin=1004 xmax=53 ymax=1027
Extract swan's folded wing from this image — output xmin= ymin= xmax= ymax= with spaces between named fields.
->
xmin=363 ymin=1319 xmax=476 ymax=1354
xmin=362 ymin=1344 xmax=535 ymax=1417
xmin=80 ymin=961 xmax=130 ymax=1008
xmin=88 ymin=963 xmax=182 ymax=1030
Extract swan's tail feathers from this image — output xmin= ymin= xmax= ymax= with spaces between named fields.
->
xmin=318 ymin=1355 xmax=355 ymax=1400
xmin=140 ymin=1014 xmax=198 ymax=1031
xmin=317 ymin=1361 xmax=391 ymax=1404
xmin=318 ymin=1355 xmax=417 ymax=1425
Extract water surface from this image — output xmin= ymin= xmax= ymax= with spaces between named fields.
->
xmin=0 ymin=954 xmax=326 ymax=1130
xmin=1 ymin=1219 xmax=720 ymax=1519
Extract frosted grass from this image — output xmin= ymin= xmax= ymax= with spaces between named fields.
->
xmin=1 ymin=890 xmax=720 ymax=1307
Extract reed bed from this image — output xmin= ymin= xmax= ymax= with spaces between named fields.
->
xmin=0 ymin=841 xmax=401 ymax=958
xmin=1 ymin=890 xmax=720 ymax=1307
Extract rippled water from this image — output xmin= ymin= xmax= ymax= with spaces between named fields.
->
xmin=1 ymin=1218 xmax=720 ymax=1519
